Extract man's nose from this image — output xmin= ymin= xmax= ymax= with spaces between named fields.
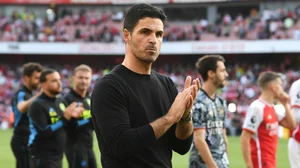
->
xmin=148 ymin=33 xmax=157 ymax=44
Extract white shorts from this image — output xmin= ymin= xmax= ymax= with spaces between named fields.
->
xmin=288 ymin=138 xmax=300 ymax=168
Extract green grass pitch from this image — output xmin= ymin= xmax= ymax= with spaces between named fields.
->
xmin=0 ymin=129 xmax=290 ymax=168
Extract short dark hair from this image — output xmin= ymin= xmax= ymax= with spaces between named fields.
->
xmin=258 ymin=71 xmax=281 ymax=89
xmin=39 ymin=69 xmax=57 ymax=83
xmin=22 ymin=62 xmax=43 ymax=77
xmin=123 ymin=3 xmax=167 ymax=32
xmin=195 ymin=55 xmax=225 ymax=81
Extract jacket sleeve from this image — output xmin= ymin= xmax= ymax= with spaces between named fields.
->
xmin=62 ymin=95 xmax=93 ymax=128
xmin=170 ymin=124 xmax=193 ymax=155
xmin=91 ymin=76 xmax=156 ymax=159
xmin=28 ymin=101 xmax=68 ymax=138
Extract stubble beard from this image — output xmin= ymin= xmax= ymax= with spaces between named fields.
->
xmin=215 ymin=76 xmax=226 ymax=89
xmin=30 ymin=83 xmax=39 ymax=90
xmin=49 ymin=87 xmax=62 ymax=96
xmin=136 ymin=50 xmax=159 ymax=64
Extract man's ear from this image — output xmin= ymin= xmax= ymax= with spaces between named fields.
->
xmin=41 ymin=83 xmax=46 ymax=91
xmin=71 ymin=75 xmax=75 ymax=82
xmin=269 ymin=82 xmax=276 ymax=92
xmin=123 ymin=29 xmax=130 ymax=43
xmin=207 ymin=70 xmax=215 ymax=79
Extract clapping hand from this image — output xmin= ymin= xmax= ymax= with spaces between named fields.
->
xmin=183 ymin=76 xmax=201 ymax=117
xmin=64 ymin=102 xmax=84 ymax=120
xmin=278 ymin=92 xmax=290 ymax=105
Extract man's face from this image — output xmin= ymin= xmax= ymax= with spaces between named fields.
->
xmin=125 ymin=17 xmax=164 ymax=63
xmin=29 ymin=71 xmax=41 ymax=90
xmin=43 ymin=72 xmax=62 ymax=95
xmin=212 ymin=61 xmax=228 ymax=88
xmin=73 ymin=70 xmax=92 ymax=92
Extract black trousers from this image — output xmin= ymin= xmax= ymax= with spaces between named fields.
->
xmin=11 ymin=136 xmax=29 ymax=168
xmin=29 ymin=155 xmax=62 ymax=168
xmin=65 ymin=144 xmax=97 ymax=168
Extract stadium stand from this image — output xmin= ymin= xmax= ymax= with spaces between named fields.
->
xmin=1 ymin=5 xmax=300 ymax=42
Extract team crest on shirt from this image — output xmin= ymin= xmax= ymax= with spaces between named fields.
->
xmin=49 ymin=107 xmax=59 ymax=123
xmin=219 ymin=107 xmax=224 ymax=114
xmin=85 ymin=98 xmax=91 ymax=106
xmin=268 ymin=114 xmax=272 ymax=120
xmin=219 ymin=107 xmax=225 ymax=117
xmin=49 ymin=108 xmax=57 ymax=116
xmin=209 ymin=110 xmax=214 ymax=117
xmin=59 ymin=103 xmax=66 ymax=111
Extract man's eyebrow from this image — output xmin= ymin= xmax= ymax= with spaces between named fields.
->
xmin=138 ymin=28 xmax=152 ymax=32
xmin=156 ymin=30 xmax=164 ymax=34
xmin=138 ymin=28 xmax=164 ymax=33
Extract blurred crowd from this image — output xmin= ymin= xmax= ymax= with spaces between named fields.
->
xmin=0 ymin=8 xmax=124 ymax=42
xmin=1 ymin=6 xmax=300 ymax=42
xmin=164 ymin=7 xmax=300 ymax=41
xmin=0 ymin=62 xmax=299 ymax=136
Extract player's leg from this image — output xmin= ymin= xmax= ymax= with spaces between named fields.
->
xmin=87 ymin=149 xmax=97 ymax=168
xmin=64 ymin=145 xmax=75 ymax=168
xmin=288 ymin=138 xmax=300 ymax=168
xmin=32 ymin=158 xmax=62 ymax=168
xmin=41 ymin=159 xmax=62 ymax=168
xmin=72 ymin=144 xmax=88 ymax=168
xmin=28 ymin=155 xmax=39 ymax=168
xmin=11 ymin=137 xmax=28 ymax=168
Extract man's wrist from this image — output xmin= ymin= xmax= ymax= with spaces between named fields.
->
xmin=63 ymin=113 xmax=71 ymax=120
xmin=282 ymin=103 xmax=290 ymax=108
xmin=180 ymin=111 xmax=192 ymax=122
xmin=163 ymin=114 xmax=175 ymax=125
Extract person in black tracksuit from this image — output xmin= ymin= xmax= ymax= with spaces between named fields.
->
xmin=91 ymin=4 xmax=201 ymax=168
xmin=11 ymin=63 xmax=42 ymax=168
xmin=62 ymin=64 xmax=96 ymax=168
xmin=27 ymin=69 xmax=84 ymax=168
